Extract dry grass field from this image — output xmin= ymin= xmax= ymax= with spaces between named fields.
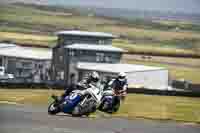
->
xmin=122 ymin=54 xmax=200 ymax=68
xmin=1 ymin=3 xmax=200 ymax=55
xmin=0 ymin=3 xmax=200 ymax=83
xmin=98 ymin=25 xmax=200 ymax=41
xmin=0 ymin=32 xmax=56 ymax=46
xmin=113 ymin=42 xmax=200 ymax=57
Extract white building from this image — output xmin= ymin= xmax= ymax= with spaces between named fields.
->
xmin=52 ymin=30 xmax=169 ymax=90
xmin=77 ymin=62 xmax=169 ymax=90
xmin=0 ymin=43 xmax=52 ymax=83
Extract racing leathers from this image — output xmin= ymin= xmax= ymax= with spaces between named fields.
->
xmin=58 ymin=72 xmax=101 ymax=103
xmin=111 ymin=78 xmax=128 ymax=98
xmin=109 ymin=77 xmax=128 ymax=110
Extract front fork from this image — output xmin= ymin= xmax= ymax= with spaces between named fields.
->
xmin=79 ymin=95 xmax=89 ymax=107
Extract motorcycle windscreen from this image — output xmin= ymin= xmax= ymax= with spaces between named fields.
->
xmin=62 ymin=93 xmax=81 ymax=113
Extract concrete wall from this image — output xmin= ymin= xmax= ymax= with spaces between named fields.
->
xmin=127 ymin=70 xmax=169 ymax=90
xmin=77 ymin=69 xmax=169 ymax=90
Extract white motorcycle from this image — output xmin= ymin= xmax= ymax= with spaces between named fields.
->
xmin=72 ymin=83 xmax=104 ymax=116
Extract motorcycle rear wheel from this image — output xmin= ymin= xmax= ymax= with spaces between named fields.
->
xmin=112 ymin=101 xmax=120 ymax=113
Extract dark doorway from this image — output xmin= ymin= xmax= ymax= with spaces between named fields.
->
xmin=0 ymin=57 xmax=3 ymax=66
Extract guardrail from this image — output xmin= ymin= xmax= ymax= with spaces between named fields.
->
xmin=171 ymin=80 xmax=200 ymax=93
xmin=127 ymin=88 xmax=200 ymax=98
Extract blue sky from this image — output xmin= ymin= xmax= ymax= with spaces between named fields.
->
xmin=48 ymin=0 xmax=200 ymax=14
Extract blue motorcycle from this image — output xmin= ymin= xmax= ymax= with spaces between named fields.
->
xmin=99 ymin=89 xmax=125 ymax=114
xmin=48 ymin=90 xmax=95 ymax=117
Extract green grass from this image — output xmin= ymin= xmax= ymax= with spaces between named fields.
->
xmin=0 ymin=89 xmax=200 ymax=123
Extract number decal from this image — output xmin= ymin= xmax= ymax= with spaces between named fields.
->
xmin=69 ymin=93 xmax=77 ymax=100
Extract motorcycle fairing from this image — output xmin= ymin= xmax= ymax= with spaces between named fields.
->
xmin=62 ymin=93 xmax=81 ymax=113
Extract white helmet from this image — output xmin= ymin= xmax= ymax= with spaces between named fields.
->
xmin=118 ymin=72 xmax=126 ymax=81
xmin=90 ymin=71 xmax=100 ymax=82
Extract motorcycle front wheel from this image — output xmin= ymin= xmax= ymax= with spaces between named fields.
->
xmin=72 ymin=105 xmax=82 ymax=117
xmin=48 ymin=102 xmax=60 ymax=115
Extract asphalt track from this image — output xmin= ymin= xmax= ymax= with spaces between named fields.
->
xmin=0 ymin=103 xmax=200 ymax=133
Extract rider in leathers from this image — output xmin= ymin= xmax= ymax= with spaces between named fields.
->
xmin=111 ymin=72 xmax=128 ymax=99
xmin=58 ymin=71 xmax=102 ymax=104
xmin=110 ymin=72 xmax=128 ymax=110
xmin=77 ymin=71 xmax=103 ymax=114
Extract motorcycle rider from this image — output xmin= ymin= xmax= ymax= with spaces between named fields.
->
xmin=98 ymin=72 xmax=128 ymax=113
xmin=57 ymin=71 xmax=101 ymax=103
xmin=74 ymin=71 xmax=103 ymax=114
xmin=112 ymin=72 xmax=128 ymax=99
xmin=78 ymin=71 xmax=101 ymax=89
xmin=110 ymin=72 xmax=128 ymax=110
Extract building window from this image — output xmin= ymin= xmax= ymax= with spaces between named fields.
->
xmin=22 ymin=61 xmax=33 ymax=68
xmin=57 ymin=71 xmax=64 ymax=80
xmin=99 ymin=40 xmax=105 ymax=45
xmin=16 ymin=61 xmax=33 ymax=69
xmin=96 ymin=53 xmax=104 ymax=62
xmin=64 ymin=40 xmax=72 ymax=45
xmin=69 ymin=50 xmax=75 ymax=56
xmin=59 ymin=55 xmax=63 ymax=62
xmin=105 ymin=56 xmax=110 ymax=62
xmin=60 ymin=71 xmax=64 ymax=80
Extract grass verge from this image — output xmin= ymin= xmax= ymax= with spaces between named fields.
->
xmin=113 ymin=41 xmax=200 ymax=57
xmin=0 ymin=89 xmax=200 ymax=123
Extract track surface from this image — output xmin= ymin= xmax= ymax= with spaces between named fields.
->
xmin=0 ymin=104 xmax=200 ymax=133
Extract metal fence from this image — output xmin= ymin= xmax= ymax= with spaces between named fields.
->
xmin=171 ymin=80 xmax=200 ymax=92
